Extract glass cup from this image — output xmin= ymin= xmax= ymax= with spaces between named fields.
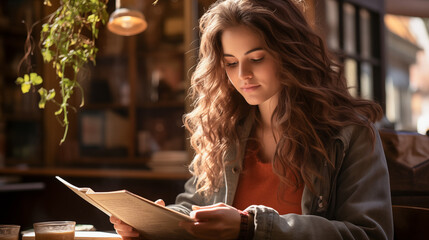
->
xmin=0 ymin=225 xmax=20 ymax=240
xmin=33 ymin=221 xmax=75 ymax=240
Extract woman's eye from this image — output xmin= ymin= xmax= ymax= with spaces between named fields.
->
xmin=251 ymin=57 xmax=264 ymax=62
xmin=225 ymin=62 xmax=237 ymax=67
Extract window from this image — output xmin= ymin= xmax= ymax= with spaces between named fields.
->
xmin=384 ymin=15 xmax=429 ymax=133
xmin=324 ymin=0 xmax=385 ymax=108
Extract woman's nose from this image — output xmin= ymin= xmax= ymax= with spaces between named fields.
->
xmin=238 ymin=62 xmax=253 ymax=80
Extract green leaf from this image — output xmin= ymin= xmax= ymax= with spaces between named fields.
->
xmin=43 ymin=36 xmax=53 ymax=48
xmin=38 ymin=87 xmax=47 ymax=96
xmin=55 ymin=108 xmax=63 ymax=115
xmin=21 ymin=82 xmax=31 ymax=93
xmin=15 ymin=77 xmax=24 ymax=84
xmin=87 ymin=14 xmax=98 ymax=23
xmin=29 ymin=73 xmax=37 ymax=84
xmin=42 ymin=49 xmax=53 ymax=62
xmin=61 ymin=78 xmax=75 ymax=89
xmin=42 ymin=23 xmax=50 ymax=32
xmin=39 ymin=100 xmax=46 ymax=109
xmin=93 ymin=28 xmax=99 ymax=38
xmin=56 ymin=63 xmax=63 ymax=78
xmin=35 ymin=75 xmax=43 ymax=85
xmin=30 ymin=73 xmax=43 ymax=85
xmin=101 ymin=11 xmax=109 ymax=24
xmin=47 ymin=89 xmax=56 ymax=100
xmin=38 ymin=88 xmax=47 ymax=108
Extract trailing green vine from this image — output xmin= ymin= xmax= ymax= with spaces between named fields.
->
xmin=16 ymin=0 xmax=109 ymax=145
xmin=15 ymin=0 xmax=162 ymax=145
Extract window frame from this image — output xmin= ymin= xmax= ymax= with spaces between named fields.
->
xmin=319 ymin=0 xmax=386 ymax=111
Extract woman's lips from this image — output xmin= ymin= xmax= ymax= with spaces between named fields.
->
xmin=241 ymin=85 xmax=260 ymax=92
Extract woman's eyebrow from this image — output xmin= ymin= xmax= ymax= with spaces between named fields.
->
xmin=223 ymin=47 xmax=264 ymax=57
xmin=245 ymin=47 xmax=263 ymax=55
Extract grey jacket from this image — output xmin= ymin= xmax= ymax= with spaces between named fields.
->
xmin=169 ymin=117 xmax=394 ymax=240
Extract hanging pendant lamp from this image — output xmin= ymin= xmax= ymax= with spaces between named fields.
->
xmin=107 ymin=0 xmax=147 ymax=36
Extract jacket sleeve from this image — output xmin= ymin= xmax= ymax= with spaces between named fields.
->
xmin=245 ymin=125 xmax=394 ymax=240
xmin=167 ymin=176 xmax=206 ymax=216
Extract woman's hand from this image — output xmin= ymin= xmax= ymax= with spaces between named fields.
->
xmin=110 ymin=199 xmax=165 ymax=240
xmin=110 ymin=215 xmax=139 ymax=240
xmin=180 ymin=203 xmax=241 ymax=240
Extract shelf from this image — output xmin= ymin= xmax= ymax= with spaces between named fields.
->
xmin=82 ymin=103 xmax=129 ymax=111
xmin=0 ymin=167 xmax=191 ymax=180
xmin=3 ymin=113 xmax=42 ymax=121
xmin=80 ymin=101 xmax=185 ymax=112
xmin=92 ymin=55 xmax=128 ymax=64
xmin=138 ymin=101 xmax=185 ymax=109
xmin=139 ymin=44 xmax=186 ymax=56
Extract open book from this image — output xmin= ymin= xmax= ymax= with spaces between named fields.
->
xmin=56 ymin=176 xmax=197 ymax=240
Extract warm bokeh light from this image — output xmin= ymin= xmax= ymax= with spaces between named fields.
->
xmin=107 ymin=8 xmax=147 ymax=36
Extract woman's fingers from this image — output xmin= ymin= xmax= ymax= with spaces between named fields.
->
xmin=182 ymin=204 xmax=241 ymax=240
xmin=155 ymin=199 xmax=165 ymax=206
xmin=109 ymin=215 xmax=120 ymax=224
xmin=109 ymin=199 xmax=165 ymax=239
xmin=181 ymin=221 xmax=237 ymax=240
xmin=110 ymin=215 xmax=140 ymax=238
xmin=115 ymin=229 xmax=140 ymax=238
xmin=192 ymin=203 xmax=225 ymax=210
xmin=190 ymin=203 xmax=230 ymax=220
xmin=113 ymin=222 xmax=134 ymax=233
xmin=114 ymin=226 xmax=140 ymax=238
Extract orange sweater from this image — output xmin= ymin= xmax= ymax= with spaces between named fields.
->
xmin=232 ymin=147 xmax=303 ymax=215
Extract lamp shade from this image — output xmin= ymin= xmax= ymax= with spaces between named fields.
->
xmin=107 ymin=8 xmax=147 ymax=36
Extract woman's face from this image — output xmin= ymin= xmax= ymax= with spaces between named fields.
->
xmin=221 ymin=25 xmax=282 ymax=107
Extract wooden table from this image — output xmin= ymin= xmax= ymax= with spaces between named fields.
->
xmin=22 ymin=231 xmax=121 ymax=240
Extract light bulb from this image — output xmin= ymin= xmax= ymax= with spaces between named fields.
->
xmin=107 ymin=8 xmax=147 ymax=36
xmin=120 ymin=16 xmax=133 ymax=29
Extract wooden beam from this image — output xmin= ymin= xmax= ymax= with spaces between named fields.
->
xmin=386 ymin=0 xmax=429 ymax=17
xmin=0 ymin=167 xmax=191 ymax=180
xmin=346 ymin=0 xmax=384 ymax=12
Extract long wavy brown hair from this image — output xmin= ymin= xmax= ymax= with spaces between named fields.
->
xmin=184 ymin=0 xmax=383 ymax=197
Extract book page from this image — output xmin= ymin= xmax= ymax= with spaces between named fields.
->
xmin=56 ymin=176 xmax=197 ymax=240
xmin=87 ymin=191 xmax=196 ymax=240
xmin=55 ymin=176 xmax=111 ymax=216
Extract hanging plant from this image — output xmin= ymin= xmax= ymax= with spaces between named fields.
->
xmin=15 ymin=0 xmax=161 ymax=145
xmin=16 ymin=0 xmax=109 ymax=145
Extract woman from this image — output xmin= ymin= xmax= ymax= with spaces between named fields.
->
xmin=111 ymin=0 xmax=393 ymax=239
